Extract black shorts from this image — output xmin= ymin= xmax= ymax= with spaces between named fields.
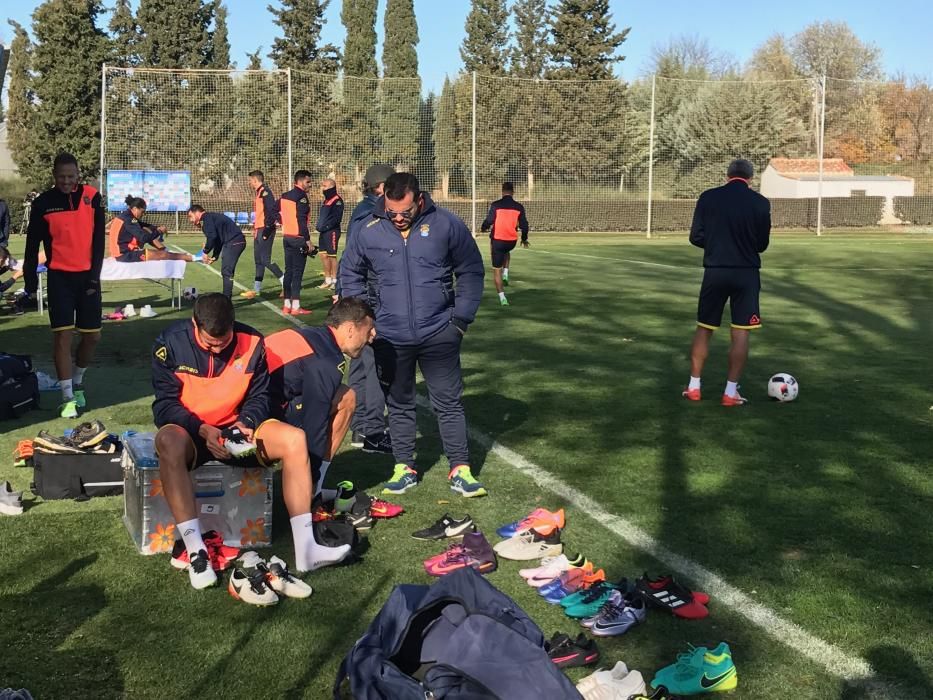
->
xmin=156 ymin=424 xmax=265 ymax=471
xmin=697 ymin=267 xmax=762 ymax=330
xmin=117 ymin=250 xmax=146 ymax=263
xmin=490 ymin=239 xmax=516 ymax=268
xmin=318 ymin=230 xmax=340 ymax=255
xmin=46 ymin=269 xmax=102 ymax=333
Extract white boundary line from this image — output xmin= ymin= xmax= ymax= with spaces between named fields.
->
xmin=182 ymin=241 xmax=893 ymax=694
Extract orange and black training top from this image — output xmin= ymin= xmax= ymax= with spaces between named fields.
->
xmin=108 ymin=210 xmax=162 ymax=257
xmin=264 ymin=325 xmax=345 ymax=468
xmin=152 ymin=319 xmax=270 ymax=437
xmin=480 ymin=195 xmax=529 ymax=243
xmin=254 ymin=183 xmax=278 ymax=236
xmin=279 ymin=186 xmax=311 ymax=240
xmin=23 ymin=184 xmax=105 ymax=294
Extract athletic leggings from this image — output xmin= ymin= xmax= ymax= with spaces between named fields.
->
xmin=282 ymin=236 xmax=308 ymax=299
xmin=253 ymin=229 xmax=283 ymax=282
xmin=220 ymin=241 xmax=245 ymax=298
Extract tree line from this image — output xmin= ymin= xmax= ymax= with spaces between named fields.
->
xmin=4 ymin=0 xmax=932 ymax=202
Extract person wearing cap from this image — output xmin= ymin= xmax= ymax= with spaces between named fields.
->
xmin=682 ymin=158 xmax=771 ymax=406
xmin=335 ymin=164 xmax=395 ymax=454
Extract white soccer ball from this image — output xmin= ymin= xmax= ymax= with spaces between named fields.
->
xmin=183 ymin=287 xmax=199 ymax=301
xmin=768 ymin=373 xmax=799 ymax=402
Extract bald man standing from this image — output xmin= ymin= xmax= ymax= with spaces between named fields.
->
xmin=315 ymin=179 xmax=344 ymax=291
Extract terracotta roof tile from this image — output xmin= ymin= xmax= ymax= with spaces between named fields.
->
xmin=769 ymin=158 xmax=853 ymax=175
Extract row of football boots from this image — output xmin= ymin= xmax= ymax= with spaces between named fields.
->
xmin=169 ymin=531 xmax=311 ymax=604
xmin=311 ymin=480 xmax=404 ymax=532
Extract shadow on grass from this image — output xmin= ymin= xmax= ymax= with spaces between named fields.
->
xmin=840 ymin=645 xmax=933 ymax=699
xmin=0 ymin=553 xmax=123 ymax=699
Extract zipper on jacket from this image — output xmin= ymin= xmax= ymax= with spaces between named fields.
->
xmin=401 ymin=233 xmax=419 ymax=343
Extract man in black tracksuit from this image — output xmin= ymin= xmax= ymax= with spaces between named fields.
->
xmin=245 ymin=170 xmax=284 ymax=297
xmin=683 ymin=159 xmax=771 ymax=406
xmin=186 ymin=206 xmax=246 ymax=298
xmin=315 ymin=179 xmax=344 ymax=290
xmin=340 ymin=173 xmax=485 ymax=498
xmin=279 ymin=170 xmax=316 ymax=315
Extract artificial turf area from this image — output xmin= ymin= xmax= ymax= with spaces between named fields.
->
xmin=0 ymin=231 xmax=931 ymax=699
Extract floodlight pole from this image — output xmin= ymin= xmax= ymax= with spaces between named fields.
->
xmin=286 ymin=68 xmax=293 ymax=180
xmin=471 ymin=71 xmax=477 ymax=236
xmin=816 ymin=74 xmax=826 ymax=237
xmin=646 ymin=74 xmax=657 ymax=240
xmin=99 ymin=63 xmax=107 ymax=194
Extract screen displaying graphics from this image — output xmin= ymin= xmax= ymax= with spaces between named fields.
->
xmin=107 ymin=170 xmax=191 ymax=212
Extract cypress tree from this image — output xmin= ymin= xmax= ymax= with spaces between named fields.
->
xmin=341 ymin=0 xmax=379 ymax=188
xmin=460 ymin=0 xmax=509 ymax=75
xmin=5 ymin=21 xmax=41 ymax=184
xmin=108 ymin=0 xmax=139 ymax=66
xmin=547 ymin=0 xmax=628 ymax=80
xmin=211 ymin=1 xmax=231 ymax=69
xmin=510 ymin=0 xmax=549 ymax=78
xmin=381 ymin=0 xmax=421 ymax=169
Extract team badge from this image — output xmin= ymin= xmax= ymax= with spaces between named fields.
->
xmin=83 ymin=196 xmax=91 ymax=205
xmin=155 ymin=346 xmax=167 ymax=362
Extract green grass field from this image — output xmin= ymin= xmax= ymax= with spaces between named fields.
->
xmin=1 ymin=231 xmax=931 ymax=699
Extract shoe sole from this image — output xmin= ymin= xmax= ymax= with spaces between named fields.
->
xmin=0 ymin=503 xmax=24 ymax=516
xmin=382 ymin=483 xmax=417 ymax=495
xmin=228 ymin=583 xmax=278 ymax=605
xmin=449 ymin=484 xmax=487 ymax=498
xmin=350 ymin=440 xmax=365 ymax=448
xmin=361 ymin=445 xmax=392 ymax=454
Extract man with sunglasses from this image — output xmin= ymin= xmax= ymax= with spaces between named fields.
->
xmin=340 ymin=173 xmax=486 ymax=497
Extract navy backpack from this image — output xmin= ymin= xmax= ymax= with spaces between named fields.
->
xmin=333 ymin=567 xmax=582 ymax=699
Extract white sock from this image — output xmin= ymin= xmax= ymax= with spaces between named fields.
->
xmin=279 ymin=275 xmax=285 ymax=285
xmin=287 ymin=299 xmax=296 ymax=309
xmin=178 ymin=518 xmax=206 ymax=555
xmin=72 ymin=366 xmax=87 ymax=386
xmin=503 ymin=267 xmax=509 ymax=277
xmin=688 ymin=376 xmax=701 ymax=390
xmin=314 ymin=460 xmax=332 ymax=497
xmin=254 ymin=280 xmax=261 ymax=292
xmin=291 ymin=512 xmax=351 ymax=573
xmin=60 ymin=378 xmax=74 ymax=401
xmin=498 ymin=292 xmax=506 ymax=301
xmin=725 ymin=380 xmax=738 ymax=397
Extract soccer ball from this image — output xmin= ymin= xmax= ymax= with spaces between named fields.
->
xmin=183 ymin=287 xmax=198 ymax=302
xmin=767 ymin=373 xmax=798 ymax=402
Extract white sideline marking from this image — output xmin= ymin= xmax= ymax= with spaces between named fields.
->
xmin=186 ymin=242 xmax=893 ymax=695
xmin=530 ymin=248 xmax=685 ymax=269
xmin=169 ymin=245 xmax=306 ymax=327
xmin=413 ymin=400 xmax=894 ymax=692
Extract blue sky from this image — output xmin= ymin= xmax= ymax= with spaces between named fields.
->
xmin=4 ymin=0 xmax=932 ymax=93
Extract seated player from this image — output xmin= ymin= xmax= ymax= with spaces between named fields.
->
xmin=264 ymin=297 xmax=375 ymax=492
xmin=110 ymin=195 xmax=194 ymax=262
xmin=1 ymin=246 xmax=47 ymax=300
xmin=186 ymin=205 xmax=246 ymax=298
xmin=152 ymin=293 xmax=351 ymax=589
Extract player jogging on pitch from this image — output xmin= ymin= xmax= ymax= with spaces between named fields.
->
xmin=683 ymin=159 xmax=770 ymax=406
xmin=480 ymin=182 xmax=528 ymax=306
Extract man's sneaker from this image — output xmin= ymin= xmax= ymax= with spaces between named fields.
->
xmin=281 ymin=305 xmax=292 ymax=315
xmin=292 ymin=307 xmax=312 ymax=315
xmin=220 ymin=426 xmax=257 ymax=457
xmin=448 ymin=465 xmax=487 ymax=497
xmin=499 ymin=297 xmax=509 ymax=306
xmin=424 ymin=531 xmax=497 ymax=576
xmin=59 ymin=400 xmax=79 ymax=419
xmin=502 ymin=274 xmax=509 ymax=286
xmin=350 ymin=431 xmax=365 ymax=448
xmin=520 ymin=553 xmax=587 ymax=586
xmin=545 ymin=632 xmax=600 ymax=669
xmin=496 ymin=507 xmax=565 ymax=538
xmin=640 ymin=573 xmax=710 ymax=605
xmin=228 ymin=567 xmax=279 ymax=606
xmin=334 ymin=480 xmax=357 ymax=512
xmin=382 ymin=464 xmax=418 ymax=494
xmin=171 ymin=531 xmax=240 ymax=571
xmin=652 ymin=642 xmax=737 ymax=694
xmin=576 ymin=661 xmax=647 ymax=699
xmin=73 ymin=388 xmax=86 ymax=409
xmin=0 ymin=481 xmax=24 ymax=516
xmin=259 ymin=555 xmax=312 ymax=599
xmin=682 ymin=387 xmax=701 ymax=401
xmin=369 ymin=498 xmax=404 ymax=518
xmin=542 ymin=568 xmax=606 ymax=604
xmin=187 ymin=550 xmax=219 ymax=589
xmin=562 ymin=580 xmax=626 ymax=619
xmin=636 ymin=573 xmax=709 ymax=619
xmin=538 ymin=563 xmax=594 ymax=597
xmin=589 ymin=592 xmax=647 ymax=637
xmin=423 ymin=541 xmax=466 ymax=567
xmin=33 ymin=431 xmax=83 ymax=454
xmin=494 ymin=528 xmax=563 ymax=561
xmin=411 ymin=513 xmax=475 ymax=541
xmin=70 ymin=420 xmax=108 ymax=449
xmin=362 ymin=431 xmax=392 ymax=454
xmin=240 ymin=290 xmax=258 ymax=299
xmin=721 ymin=392 xmax=748 ymax=406
xmin=336 ymin=510 xmax=375 ymax=532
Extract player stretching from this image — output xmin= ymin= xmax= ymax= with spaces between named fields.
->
xmin=683 ymin=159 xmax=770 ymax=406
xmin=480 ymin=182 xmax=528 ymax=306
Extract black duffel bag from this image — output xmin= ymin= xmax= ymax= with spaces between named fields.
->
xmin=0 ymin=373 xmax=39 ymax=419
xmin=32 ymin=446 xmax=124 ymax=500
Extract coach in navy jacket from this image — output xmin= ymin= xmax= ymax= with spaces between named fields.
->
xmin=340 ymin=172 xmax=486 ymax=497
